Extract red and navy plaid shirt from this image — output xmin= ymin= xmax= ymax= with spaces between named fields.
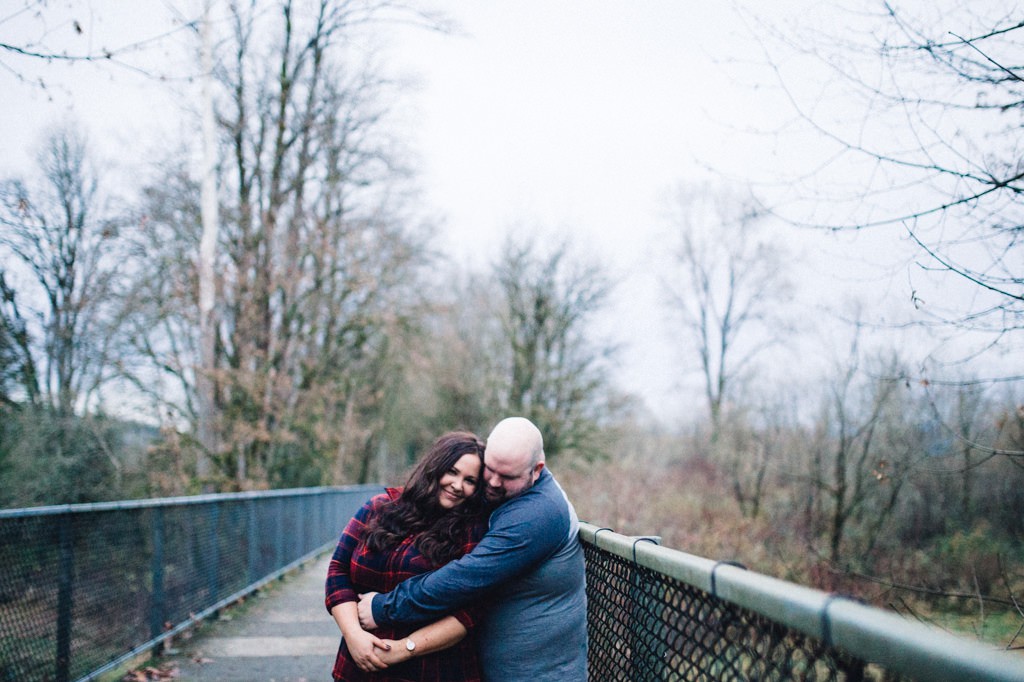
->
xmin=325 ymin=488 xmax=487 ymax=681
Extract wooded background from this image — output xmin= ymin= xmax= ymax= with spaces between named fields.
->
xmin=1 ymin=0 xmax=1022 ymax=651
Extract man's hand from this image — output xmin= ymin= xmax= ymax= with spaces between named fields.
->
xmin=357 ymin=591 xmax=379 ymax=629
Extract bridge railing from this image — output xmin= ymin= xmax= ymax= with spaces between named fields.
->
xmin=580 ymin=522 xmax=1023 ymax=681
xmin=0 ymin=485 xmax=381 ymax=682
xmin=4 ymin=493 xmax=1021 ymax=682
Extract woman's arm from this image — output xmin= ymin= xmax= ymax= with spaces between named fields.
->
xmin=325 ymin=496 xmax=379 ymax=610
xmin=325 ymin=495 xmax=393 ymax=673
xmin=330 ymin=601 xmax=391 ymax=673
xmin=375 ymin=615 xmax=468 ymax=667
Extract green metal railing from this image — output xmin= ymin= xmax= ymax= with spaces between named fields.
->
xmin=580 ymin=523 xmax=1023 ymax=681
xmin=4 ymin=494 xmax=1021 ymax=681
xmin=0 ymin=486 xmax=381 ymax=682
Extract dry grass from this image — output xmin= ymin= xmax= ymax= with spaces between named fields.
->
xmin=559 ymin=449 xmax=791 ymax=568
xmin=556 ymin=447 xmax=1024 ymax=651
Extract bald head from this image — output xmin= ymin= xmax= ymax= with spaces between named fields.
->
xmin=483 ymin=417 xmax=545 ymax=503
xmin=488 ymin=417 xmax=544 ymax=465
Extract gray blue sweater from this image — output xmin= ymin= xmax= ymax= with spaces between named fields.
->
xmin=370 ymin=467 xmax=588 ymax=681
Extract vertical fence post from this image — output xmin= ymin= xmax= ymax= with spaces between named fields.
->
xmin=150 ymin=507 xmax=165 ymax=649
xmin=246 ymin=498 xmax=258 ymax=584
xmin=628 ymin=537 xmax=664 ymax=679
xmin=207 ymin=502 xmax=220 ymax=607
xmin=290 ymin=497 xmax=298 ymax=559
xmin=55 ymin=513 xmax=74 ymax=682
xmin=298 ymin=494 xmax=307 ymax=555
xmin=322 ymin=493 xmax=329 ymax=546
xmin=315 ymin=491 xmax=323 ymax=544
xmin=275 ymin=497 xmax=285 ymax=571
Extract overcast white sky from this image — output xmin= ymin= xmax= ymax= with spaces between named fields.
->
xmin=2 ymin=1 xmax=1009 ymax=424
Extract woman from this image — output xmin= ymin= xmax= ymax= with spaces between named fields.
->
xmin=325 ymin=431 xmax=489 ymax=681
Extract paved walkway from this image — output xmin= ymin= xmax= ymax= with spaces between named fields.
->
xmin=158 ymin=554 xmax=339 ymax=682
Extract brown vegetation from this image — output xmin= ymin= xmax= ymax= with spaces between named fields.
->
xmin=558 ymin=409 xmax=1024 ymax=650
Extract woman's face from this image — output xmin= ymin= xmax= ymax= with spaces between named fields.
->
xmin=437 ymin=452 xmax=481 ymax=509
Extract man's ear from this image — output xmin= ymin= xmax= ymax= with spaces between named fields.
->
xmin=532 ymin=461 xmax=545 ymax=482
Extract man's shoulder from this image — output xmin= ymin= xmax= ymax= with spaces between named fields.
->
xmin=491 ymin=471 xmax=571 ymax=530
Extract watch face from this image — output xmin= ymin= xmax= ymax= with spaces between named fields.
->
xmin=406 ymin=638 xmax=416 ymax=652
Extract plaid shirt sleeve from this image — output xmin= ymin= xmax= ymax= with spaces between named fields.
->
xmin=324 ymin=494 xmax=382 ymax=613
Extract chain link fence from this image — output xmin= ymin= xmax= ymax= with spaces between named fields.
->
xmin=580 ymin=523 xmax=1023 ymax=682
xmin=0 ymin=486 xmax=380 ymax=682
xmin=4 ymin=496 xmax=1021 ymax=682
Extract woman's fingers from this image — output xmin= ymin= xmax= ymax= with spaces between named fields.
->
xmin=350 ymin=630 xmax=389 ymax=671
xmin=354 ymin=649 xmax=386 ymax=671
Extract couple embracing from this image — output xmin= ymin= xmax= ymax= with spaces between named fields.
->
xmin=324 ymin=417 xmax=588 ymax=681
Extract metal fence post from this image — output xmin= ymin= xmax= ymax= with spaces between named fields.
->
xmin=150 ymin=507 xmax=165 ymax=649
xmin=207 ymin=502 xmax=220 ymax=606
xmin=55 ymin=513 xmax=74 ymax=682
xmin=322 ymin=494 xmax=329 ymax=544
xmin=315 ymin=493 xmax=322 ymax=548
xmin=298 ymin=494 xmax=307 ymax=555
xmin=628 ymin=536 xmax=663 ymax=679
xmin=276 ymin=496 xmax=285 ymax=571
xmin=246 ymin=498 xmax=258 ymax=584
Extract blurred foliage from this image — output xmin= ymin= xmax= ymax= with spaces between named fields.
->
xmin=0 ymin=0 xmax=1021 ymax=653
xmin=0 ymin=404 xmax=155 ymax=507
xmin=558 ymin=385 xmax=1024 ymax=650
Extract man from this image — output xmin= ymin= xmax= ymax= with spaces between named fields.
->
xmin=357 ymin=416 xmax=588 ymax=680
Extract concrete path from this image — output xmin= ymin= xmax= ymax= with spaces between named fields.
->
xmin=157 ymin=554 xmax=339 ymax=682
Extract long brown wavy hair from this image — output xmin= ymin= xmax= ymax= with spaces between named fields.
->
xmin=362 ymin=431 xmax=487 ymax=566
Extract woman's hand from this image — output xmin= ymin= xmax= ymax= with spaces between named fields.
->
xmin=346 ymin=629 xmax=392 ymax=672
xmin=376 ymin=639 xmax=413 ymax=667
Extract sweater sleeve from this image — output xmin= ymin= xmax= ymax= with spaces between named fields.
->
xmin=371 ymin=488 xmax=568 ymax=627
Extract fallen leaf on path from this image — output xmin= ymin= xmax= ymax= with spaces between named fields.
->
xmin=122 ymin=663 xmax=179 ymax=680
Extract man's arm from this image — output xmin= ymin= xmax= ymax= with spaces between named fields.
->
xmin=369 ymin=491 xmax=568 ymax=627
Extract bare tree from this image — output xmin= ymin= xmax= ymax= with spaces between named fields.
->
xmin=661 ymin=184 xmax=794 ymax=517
xmin=0 ymin=1 xmax=201 ymax=86
xmin=951 ymin=383 xmax=986 ymax=522
xmin=797 ymin=332 xmax=927 ymax=568
xmin=752 ymin=2 xmax=1023 ymax=334
xmin=909 ymin=377 xmax=1024 ymax=537
xmin=0 ymin=124 xmax=128 ymax=417
xmin=406 ymin=272 xmax=506 ymax=437
xmin=356 ymin=270 xmax=507 ymax=485
xmin=0 ymin=124 xmax=134 ymax=504
xmin=0 ymin=271 xmax=39 ymax=406
xmin=492 ymin=234 xmax=617 ymax=460
xmin=662 ymin=184 xmax=792 ymax=439
xmin=717 ymin=390 xmax=802 ymax=520
xmin=127 ymin=0 xmax=436 ymax=490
